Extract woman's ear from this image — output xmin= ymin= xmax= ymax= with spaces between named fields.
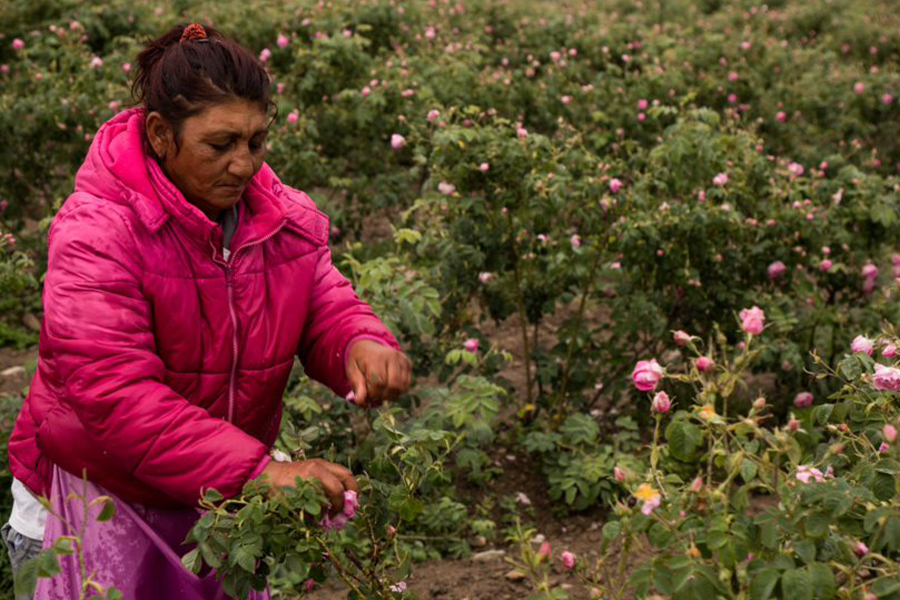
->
xmin=145 ymin=111 xmax=174 ymax=161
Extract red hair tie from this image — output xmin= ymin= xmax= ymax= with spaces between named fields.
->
xmin=180 ymin=23 xmax=208 ymax=44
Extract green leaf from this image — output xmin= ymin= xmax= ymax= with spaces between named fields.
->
xmin=182 ymin=548 xmax=202 ymax=574
xmin=749 ymin=568 xmax=780 ymax=600
xmin=871 ymin=576 xmax=900 ymax=597
xmin=794 ymin=540 xmax=816 ymax=564
xmin=92 ymin=496 xmax=116 ymax=522
xmin=203 ymin=488 xmax=224 ymax=503
xmin=808 ymin=563 xmax=835 ymax=600
xmin=741 ymin=458 xmax=758 ymax=483
xmin=666 ymin=418 xmax=704 ymax=462
xmin=781 ymin=568 xmax=813 ymax=600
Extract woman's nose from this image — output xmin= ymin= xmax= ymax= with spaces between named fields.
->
xmin=228 ymin=146 xmax=254 ymax=180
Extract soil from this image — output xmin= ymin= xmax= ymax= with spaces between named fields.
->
xmin=0 ymin=346 xmax=38 ymax=397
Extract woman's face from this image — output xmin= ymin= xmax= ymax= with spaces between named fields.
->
xmin=145 ymin=99 xmax=268 ymax=220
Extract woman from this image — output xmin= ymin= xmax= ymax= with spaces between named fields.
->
xmin=5 ymin=22 xmax=411 ymax=598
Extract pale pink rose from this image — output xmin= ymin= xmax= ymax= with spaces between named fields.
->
xmin=712 ymin=172 xmax=729 ymax=187
xmin=390 ymin=134 xmax=406 ymax=150
xmin=11 ymin=38 xmax=24 ymax=51
xmin=613 ymin=466 xmax=625 ymax=483
xmin=883 ymin=344 xmax=897 ymax=358
xmin=561 ymin=551 xmax=576 ymax=570
xmin=122 ymin=62 xmax=131 ymax=73
xmin=883 ymin=93 xmax=894 ymax=105
xmin=796 ymin=465 xmax=825 ymax=484
xmin=854 ymin=541 xmax=869 ymax=557
xmin=550 ymin=51 xmax=561 ymax=61
xmin=776 ymin=111 xmax=787 ymax=122
xmin=673 ymin=330 xmax=691 ymax=346
xmin=276 ymin=82 xmax=285 ymax=94
xmin=793 ymin=391 xmax=814 ymax=408
xmin=637 ymin=112 xmax=646 ymax=122
xmin=884 ymin=424 xmax=898 ymax=443
xmin=516 ymin=492 xmax=531 ymax=505
xmin=517 ymin=125 xmax=529 ymax=138
xmin=438 ymin=181 xmax=456 ymax=195
xmin=320 ymin=511 xmax=349 ymax=530
xmin=0 ymin=65 xmax=8 ymax=74
xmin=390 ymin=582 xmax=408 ymax=593
xmin=651 ymin=391 xmax=672 ymax=413
xmin=427 ymin=109 xmax=440 ymax=121
xmin=89 ymin=56 xmax=104 ymax=68
xmin=880 ymin=442 xmax=891 ymax=452
xmin=789 ymin=418 xmax=800 ymax=431
xmin=820 ymin=259 xmax=833 ymax=272
xmin=851 ymin=335 xmax=874 ymax=355
xmin=287 ymin=110 xmax=299 ymax=124
xmin=343 ymin=490 xmax=359 ymax=518
xmin=695 ymin=356 xmax=714 ymax=372
xmin=479 ymin=162 xmax=490 ymax=173
xmin=258 ymin=48 xmax=272 ymax=63
xmin=767 ymin=261 xmax=787 ymax=280
xmin=361 ymin=86 xmax=371 ymax=97
xmin=478 ymin=272 xmax=493 ymax=284
xmin=854 ymin=82 xmax=866 ymax=95
xmin=787 ymin=162 xmax=805 ymax=177
xmin=641 ymin=496 xmax=660 ymax=515
xmin=464 ymin=338 xmax=479 ymax=353
xmin=873 ymin=364 xmax=900 ymax=391
xmin=108 ymin=101 xmax=119 ymax=111
xmin=425 ymin=27 xmax=436 ymax=40
xmin=632 ymin=359 xmax=664 ymax=392
xmin=609 ymin=178 xmax=623 ymax=193
xmin=862 ymin=263 xmax=879 ymax=279
xmin=739 ymin=306 xmax=765 ymax=335
xmin=560 ymin=95 xmax=571 ymax=104
xmin=691 ymin=477 xmax=703 ymax=493
xmin=277 ymin=34 xmax=289 ymax=49
xmin=570 ymin=234 xmax=581 ymax=249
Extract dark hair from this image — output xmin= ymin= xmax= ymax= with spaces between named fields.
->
xmin=131 ymin=23 xmax=273 ymax=153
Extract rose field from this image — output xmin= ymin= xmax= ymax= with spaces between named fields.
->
xmin=5 ymin=0 xmax=900 ymax=597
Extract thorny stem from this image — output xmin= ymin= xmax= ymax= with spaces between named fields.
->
xmin=507 ymin=210 xmax=534 ymax=406
xmin=317 ymin=538 xmax=369 ymax=597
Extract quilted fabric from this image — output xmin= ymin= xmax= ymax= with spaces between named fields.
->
xmin=8 ymin=108 xmax=399 ymax=508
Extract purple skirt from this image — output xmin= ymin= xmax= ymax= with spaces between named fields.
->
xmin=35 ymin=466 xmax=270 ymax=600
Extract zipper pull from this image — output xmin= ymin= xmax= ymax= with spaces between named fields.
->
xmin=223 ymin=246 xmax=231 ymax=262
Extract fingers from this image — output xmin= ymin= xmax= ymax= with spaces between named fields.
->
xmin=324 ymin=462 xmax=359 ymax=495
xmin=365 ymin=360 xmax=389 ymax=406
xmin=346 ymin=358 xmax=368 ymax=407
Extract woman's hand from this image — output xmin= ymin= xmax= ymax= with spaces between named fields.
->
xmin=346 ymin=340 xmax=412 ymax=407
xmin=260 ymin=459 xmax=358 ymax=512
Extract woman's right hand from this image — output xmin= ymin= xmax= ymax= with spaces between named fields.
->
xmin=260 ymin=459 xmax=358 ymax=513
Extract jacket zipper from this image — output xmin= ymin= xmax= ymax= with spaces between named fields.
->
xmin=210 ymin=218 xmax=288 ymax=424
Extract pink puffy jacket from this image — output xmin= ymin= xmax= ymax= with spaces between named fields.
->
xmin=8 ymin=108 xmax=399 ymax=508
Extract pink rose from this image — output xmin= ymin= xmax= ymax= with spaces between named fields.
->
xmin=632 ymin=359 xmax=664 ymax=392
xmin=883 ymin=93 xmax=894 ymax=105
xmin=11 ymin=38 xmax=24 ymax=51
xmin=570 ymin=234 xmax=581 ymax=249
xmin=89 ymin=56 xmax=104 ymax=69
xmin=637 ymin=99 xmax=648 ymax=110
xmin=464 ymin=338 xmax=479 ymax=353
xmin=391 ymin=134 xmax=406 ymax=150
xmin=776 ymin=111 xmax=787 ymax=122
xmin=438 ymin=182 xmax=456 ymax=196
xmin=883 ymin=344 xmax=897 ymax=358
xmin=343 ymin=490 xmax=359 ymax=518
xmin=796 ymin=465 xmax=825 ymax=484
xmin=673 ymin=330 xmax=691 ymax=346
xmin=287 ymin=110 xmax=299 ymax=124
xmin=820 ymin=259 xmax=833 ymax=272
xmin=561 ymin=551 xmax=576 ymax=570
xmin=851 ymin=335 xmax=874 ymax=355
xmin=862 ymin=263 xmax=879 ymax=279
xmin=874 ymin=364 xmax=900 ymax=391
xmin=739 ymin=306 xmax=765 ymax=335
xmin=767 ymin=261 xmax=787 ymax=280
xmin=277 ymin=34 xmax=289 ymax=49
xmin=854 ymin=82 xmax=866 ymax=95
xmin=613 ymin=466 xmax=625 ymax=483
xmin=691 ymin=477 xmax=703 ymax=493
xmin=479 ymin=162 xmax=490 ymax=173
xmin=695 ymin=356 xmax=714 ymax=372
xmin=854 ymin=541 xmax=869 ymax=557
xmin=793 ymin=391 xmax=814 ymax=408
xmin=884 ymin=424 xmax=898 ymax=443
xmin=609 ymin=178 xmax=623 ymax=193
xmin=537 ymin=542 xmax=552 ymax=561
xmin=712 ymin=172 xmax=729 ymax=187
xmin=651 ymin=391 xmax=672 ymax=413
xmin=517 ymin=125 xmax=529 ymax=138
xmin=427 ymin=109 xmax=440 ymax=121
xmin=258 ymin=48 xmax=272 ymax=63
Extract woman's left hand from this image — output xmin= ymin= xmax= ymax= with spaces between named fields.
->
xmin=346 ymin=340 xmax=412 ymax=407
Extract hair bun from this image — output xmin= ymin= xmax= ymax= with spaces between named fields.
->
xmin=180 ymin=23 xmax=208 ymax=44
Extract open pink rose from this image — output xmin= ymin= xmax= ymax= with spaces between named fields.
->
xmin=739 ymin=306 xmax=765 ymax=335
xmin=651 ymin=391 xmax=672 ymax=414
xmin=874 ymin=364 xmax=900 ymax=391
xmin=793 ymin=391 xmax=813 ymax=408
xmin=561 ymin=551 xmax=576 ymax=570
xmin=632 ymin=359 xmax=664 ymax=391
xmin=851 ymin=335 xmax=874 ymax=355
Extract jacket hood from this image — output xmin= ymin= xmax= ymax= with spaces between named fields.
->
xmin=74 ymin=107 xmax=320 ymax=247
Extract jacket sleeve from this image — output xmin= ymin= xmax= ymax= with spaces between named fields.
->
xmin=43 ymin=204 xmax=269 ymax=506
xmin=296 ymin=245 xmax=401 ymax=396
